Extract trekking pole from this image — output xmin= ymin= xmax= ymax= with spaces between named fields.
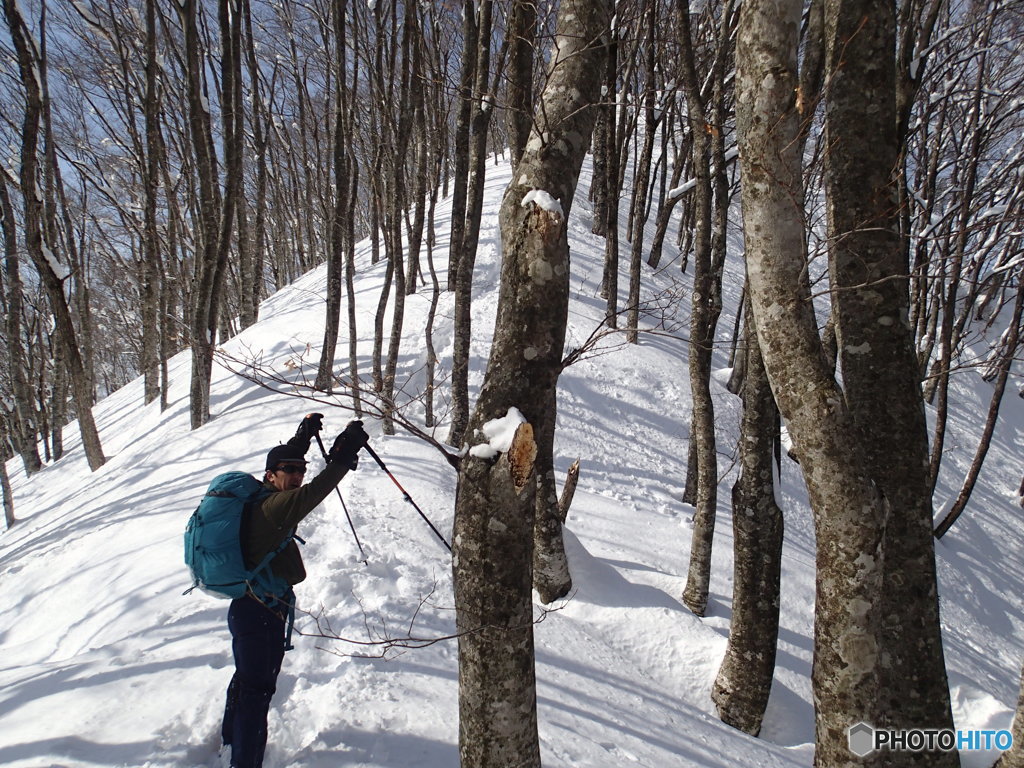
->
xmin=361 ymin=443 xmax=452 ymax=553
xmin=314 ymin=432 xmax=368 ymax=564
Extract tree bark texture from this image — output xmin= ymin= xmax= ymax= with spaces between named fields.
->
xmin=736 ymin=1 xmax=888 ymax=764
xmin=455 ymin=422 xmax=540 ymax=768
xmin=678 ymin=0 xmax=719 ymax=619
xmin=0 ymin=173 xmax=42 ymax=475
xmin=381 ymin=0 xmax=419 ymax=435
xmin=346 ymin=162 xmax=361 ymax=414
xmin=141 ymin=0 xmax=162 ymax=405
xmin=533 ymin=394 xmax=571 ymax=604
xmin=712 ymin=306 xmax=783 ymax=736
xmin=1 ymin=438 xmax=14 ymax=529
xmin=446 ymin=0 xmax=485 ymax=448
xmin=590 ymin=84 xmax=609 ymax=238
xmin=824 ymin=0 xmax=957 ymax=759
xmin=557 ymin=458 xmax=581 ymax=523
xmin=506 ymin=0 xmax=536 ymax=170
xmin=447 ymin=0 xmax=478 ymax=294
xmin=599 ymin=31 xmax=619 ymax=326
xmin=236 ymin=0 xmax=260 ymax=331
xmin=316 ymin=0 xmax=350 ymax=393
xmin=453 ymin=3 xmax=611 ymax=765
xmin=406 ymin=88 xmax=428 ymax=297
xmin=625 ymin=2 xmax=659 ymax=344
xmin=182 ymin=0 xmax=225 ymax=429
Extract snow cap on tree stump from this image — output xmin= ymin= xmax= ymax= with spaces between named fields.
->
xmin=467 ymin=407 xmax=537 ymax=492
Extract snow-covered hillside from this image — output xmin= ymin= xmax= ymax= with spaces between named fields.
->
xmin=1 ymin=155 xmax=1021 ymax=768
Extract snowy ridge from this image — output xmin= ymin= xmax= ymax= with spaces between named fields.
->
xmin=1 ymin=155 xmax=1022 ymax=768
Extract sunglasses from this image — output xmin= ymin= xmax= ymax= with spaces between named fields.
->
xmin=274 ymin=464 xmax=306 ymax=475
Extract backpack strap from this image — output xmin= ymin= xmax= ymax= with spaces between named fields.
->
xmin=283 ymin=590 xmax=297 ymax=652
xmin=247 ymin=533 xmax=295 ymax=584
xmin=252 ymin=586 xmax=297 ymax=652
xmin=246 ymin=528 xmax=303 ymax=654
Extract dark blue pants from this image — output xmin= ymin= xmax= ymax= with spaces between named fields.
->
xmin=221 ymin=595 xmax=286 ymax=768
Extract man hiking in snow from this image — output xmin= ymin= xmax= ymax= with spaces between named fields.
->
xmin=221 ymin=414 xmax=368 ymax=768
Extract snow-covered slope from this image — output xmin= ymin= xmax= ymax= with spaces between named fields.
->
xmin=1 ymin=155 xmax=1021 ymax=768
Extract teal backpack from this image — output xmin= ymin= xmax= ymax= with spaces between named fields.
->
xmin=183 ymin=471 xmax=293 ymax=600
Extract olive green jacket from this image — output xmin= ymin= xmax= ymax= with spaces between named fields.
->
xmin=241 ymin=460 xmax=350 ymax=587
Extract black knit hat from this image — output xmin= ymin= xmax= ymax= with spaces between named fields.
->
xmin=265 ymin=444 xmax=308 ymax=471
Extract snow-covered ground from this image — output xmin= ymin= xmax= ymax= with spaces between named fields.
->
xmin=1 ymin=155 xmax=1021 ymax=768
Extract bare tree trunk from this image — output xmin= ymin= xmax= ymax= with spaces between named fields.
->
xmin=241 ymin=0 xmax=268 ymax=330
xmin=1 ymin=426 xmax=14 ymax=529
xmin=599 ymin=31 xmax=619 ymax=327
xmin=646 ymin=128 xmax=689 ymax=269
xmin=3 ymin=0 xmax=105 ymax=471
xmin=219 ymin=0 xmax=245 ymax=331
xmin=454 ymin=2 xmax=611 ymax=764
xmin=506 ymin=0 xmax=536 ymax=170
xmin=345 ymin=164 xmax=362 ymax=414
xmin=181 ymin=0 xmax=224 ymax=429
xmin=422 ymin=9 xmax=445 ymax=427
xmin=0 ymin=172 xmax=42 ymax=475
xmin=533 ymin=393 xmax=571 ymax=604
xmin=368 ymin=2 xmax=403 ymax=405
xmin=49 ymin=339 xmax=67 ymax=461
xmin=726 ymin=286 xmax=747 ymax=394
xmin=736 ymin=1 xmax=887 ymax=764
xmin=456 ymin=421 xmax=540 ymax=768
xmin=625 ymin=2 xmax=659 ymax=344
xmin=558 ymin=459 xmax=581 ymax=523
xmin=141 ymin=0 xmax=162 ymax=405
xmin=316 ymin=0 xmax=350 ymax=393
xmin=448 ymin=0 xmax=493 ymax=448
xmin=381 ymin=220 xmax=406 ymax=434
xmin=181 ymin=0 xmax=245 ymax=428
xmin=712 ymin=305 xmax=783 ymax=735
xmin=371 ymin=246 xmax=394 ymax=394
xmin=678 ymin=0 xmax=720 ymax=618
xmin=158 ymin=132 xmax=178 ymax=412
xmin=381 ymin=0 xmax=419 ymax=435
xmin=424 ymin=183 xmax=441 ymax=428
xmin=590 ymin=83 xmax=609 ymax=238
xmin=824 ymin=0 xmax=957 ymax=758
xmin=405 ymin=76 xmax=428 ymax=297
xmin=447 ymin=0 xmax=477 ymax=294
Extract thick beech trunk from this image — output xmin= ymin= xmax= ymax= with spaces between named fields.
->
xmin=824 ymin=0 xmax=956 ymax=759
xmin=736 ymin=0 xmax=885 ymax=763
xmin=453 ymin=3 xmax=611 ymax=765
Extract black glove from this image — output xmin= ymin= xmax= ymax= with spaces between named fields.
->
xmin=289 ymin=412 xmax=324 ymax=452
xmin=328 ymin=420 xmax=368 ymax=469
